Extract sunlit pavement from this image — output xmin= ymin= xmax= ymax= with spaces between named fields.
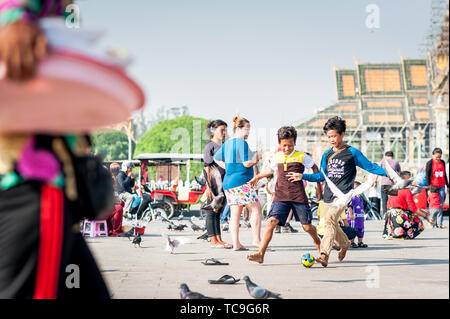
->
xmin=86 ymin=217 xmax=449 ymax=299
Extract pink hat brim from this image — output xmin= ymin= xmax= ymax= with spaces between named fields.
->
xmin=0 ymin=50 xmax=146 ymax=134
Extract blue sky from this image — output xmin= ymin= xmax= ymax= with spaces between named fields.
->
xmin=77 ymin=0 xmax=432 ymax=148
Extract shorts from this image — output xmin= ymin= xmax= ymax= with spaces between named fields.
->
xmin=347 ymin=218 xmax=365 ymax=238
xmin=268 ymin=201 xmax=312 ymax=226
xmin=224 ymin=183 xmax=259 ymax=206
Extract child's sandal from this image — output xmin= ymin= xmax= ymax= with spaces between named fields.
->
xmin=350 ymin=242 xmax=358 ymax=248
xmin=358 ymin=242 xmax=368 ymax=248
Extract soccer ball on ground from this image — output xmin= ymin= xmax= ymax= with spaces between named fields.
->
xmin=301 ymin=253 xmax=315 ymax=268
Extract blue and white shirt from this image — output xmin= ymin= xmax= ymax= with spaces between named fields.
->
xmin=302 ymin=146 xmax=387 ymax=203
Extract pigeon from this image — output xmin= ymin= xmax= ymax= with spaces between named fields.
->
xmin=118 ymin=227 xmax=135 ymax=241
xmin=384 ymin=161 xmax=414 ymax=192
xmin=132 ymin=232 xmax=142 ymax=247
xmin=242 ymin=276 xmax=282 ymax=299
xmin=189 ymin=220 xmax=203 ymax=232
xmin=173 ymin=224 xmax=188 ymax=231
xmin=197 ymin=231 xmax=209 ymax=241
xmin=160 ymin=214 xmax=174 ymax=225
xmin=321 ymin=168 xmax=374 ymax=210
xmin=164 ymin=234 xmax=191 ymax=254
xmin=179 ymin=283 xmax=215 ymax=299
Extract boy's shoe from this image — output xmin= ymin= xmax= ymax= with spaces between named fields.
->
xmin=274 ymin=226 xmax=281 ymax=233
xmin=222 ymin=224 xmax=229 ymax=232
xmin=350 ymin=242 xmax=358 ymax=248
xmin=357 ymin=242 xmax=368 ymax=248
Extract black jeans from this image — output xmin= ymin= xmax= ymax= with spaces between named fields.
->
xmin=381 ymin=185 xmax=389 ymax=217
xmin=136 ymin=193 xmax=152 ymax=219
xmin=204 ymin=206 xmax=223 ymax=237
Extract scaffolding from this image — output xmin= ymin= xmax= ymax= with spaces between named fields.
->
xmin=296 ymin=56 xmax=436 ymax=170
xmin=426 ymin=2 xmax=449 ymax=157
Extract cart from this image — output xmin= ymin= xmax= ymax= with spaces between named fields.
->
xmin=134 ymin=153 xmax=206 ymax=219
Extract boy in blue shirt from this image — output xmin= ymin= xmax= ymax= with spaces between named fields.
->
xmin=302 ymin=117 xmax=387 ymax=267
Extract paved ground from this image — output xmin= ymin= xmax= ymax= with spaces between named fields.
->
xmin=86 ymin=216 xmax=449 ymax=299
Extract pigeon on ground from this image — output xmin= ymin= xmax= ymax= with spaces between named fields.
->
xmin=197 ymin=232 xmax=209 ymax=241
xmin=321 ymin=169 xmax=374 ymax=210
xmin=164 ymin=234 xmax=191 ymax=254
xmin=179 ymin=283 xmax=220 ymax=299
xmin=384 ymin=161 xmax=415 ymax=192
xmin=173 ymin=224 xmax=188 ymax=231
xmin=160 ymin=214 xmax=175 ymax=225
xmin=189 ymin=220 xmax=203 ymax=232
xmin=132 ymin=232 xmax=142 ymax=247
xmin=118 ymin=227 xmax=135 ymax=241
xmin=242 ymin=276 xmax=282 ymax=299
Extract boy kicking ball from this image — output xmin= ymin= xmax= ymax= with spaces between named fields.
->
xmin=247 ymin=126 xmax=322 ymax=264
xmin=302 ymin=117 xmax=387 ymax=267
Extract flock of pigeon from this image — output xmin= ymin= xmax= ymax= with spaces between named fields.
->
xmin=118 ymin=214 xmax=282 ymax=299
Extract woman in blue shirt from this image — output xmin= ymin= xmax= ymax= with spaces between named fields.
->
xmin=214 ymin=115 xmax=261 ymax=251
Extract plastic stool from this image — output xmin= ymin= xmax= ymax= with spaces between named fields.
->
xmin=82 ymin=219 xmax=108 ymax=237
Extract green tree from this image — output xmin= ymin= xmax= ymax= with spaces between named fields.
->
xmin=134 ymin=116 xmax=210 ymax=181
xmin=92 ymin=130 xmax=130 ymax=161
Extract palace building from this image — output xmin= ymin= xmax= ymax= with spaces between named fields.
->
xmin=296 ymin=56 xmax=440 ymax=167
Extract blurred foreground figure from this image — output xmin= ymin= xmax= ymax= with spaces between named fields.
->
xmin=0 ymin=0 xmax=144 ymax=299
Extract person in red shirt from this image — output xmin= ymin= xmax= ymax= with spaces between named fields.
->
xmin=426 ymin=148 xmax=448 ymax=228
xmin=383 ymin=171 xmax=433 ymax=239
xmin=428 ymin=189 xmax=442 ymax=229
xmin=106 ymin=163 xmax=124 ymax=236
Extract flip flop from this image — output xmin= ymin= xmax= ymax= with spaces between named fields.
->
xmin=201 ymin=258 xmax=229 ymax=266
xmin=210 ymin=244 xmax=225 ymax=248
xmin=208 ymin=275 xmax=240 ymax=285
xmin=233 ymin=247 xmax=249 ymax=251
xmin=211 ymin=244 xmax=233 ymax=249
